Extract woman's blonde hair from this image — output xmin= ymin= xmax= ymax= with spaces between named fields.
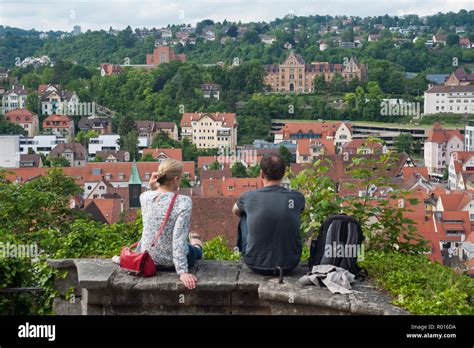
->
xmin=156 ymin=159 xmax=183 ymax=185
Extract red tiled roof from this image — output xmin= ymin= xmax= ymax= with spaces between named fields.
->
xmin=42 ymin=114 xmax=73 ymax=128
xmin=297 ymin=138 xmax=336 ymax=156
xmin=4 ymin=109 xmax=37 ymax=123
xmin=342 ymin=139 xmax=383 ymax=152
xmin=200 ymin=177 xmax=264 ymax=197
xmin=401 ymin=166 xmax=430 ymax=183
xmin=5 ymin=161 xmax=196 ymax=185
xmin=275 ymin=121 xmax=351 ymax=140
xmin=425 ymin=123 xmax=463 ymax=143
xmin=180 ymin=112 xmax=237 ymax=127
xmin=142 ymin=148 xmax=183 ymax=161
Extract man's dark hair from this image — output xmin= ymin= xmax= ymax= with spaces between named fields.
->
xmin=260 ymin=154 xmax=286 ymax=181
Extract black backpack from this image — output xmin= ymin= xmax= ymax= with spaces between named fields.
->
xmin=308 ymin=214 xmax=368 ymax=280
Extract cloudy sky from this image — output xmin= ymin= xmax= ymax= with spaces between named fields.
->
xmin=1 ymin=0 xmax=473 ymax=32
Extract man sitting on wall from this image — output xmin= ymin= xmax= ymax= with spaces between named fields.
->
xmin=232 ymin=154 xmax=305 ymax=275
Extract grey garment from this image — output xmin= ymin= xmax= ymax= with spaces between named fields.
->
xmin=299 ymin=264 xmax=356 ymax=294
xmin=236 ymin=184 xmax=305 ymax=272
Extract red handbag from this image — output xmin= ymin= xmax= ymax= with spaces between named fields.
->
xmin=119 ymin=193 xmax=178 ymax=277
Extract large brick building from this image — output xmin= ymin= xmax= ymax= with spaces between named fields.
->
xmin=146 ymin=46 xmax=186 ymax=65
xmin=264 ymin=50 xmax=367 ymax=93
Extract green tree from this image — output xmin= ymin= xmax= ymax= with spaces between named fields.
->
xmin=208 ymin=161 xmax=221 ymax=170
xmin=247 ymin=164 xmax=261 ymax=178
xmin=140 ymin=153 xmax=156 ymax=162
xmin=278 ymin=145 xmax=292 ymax=166
xmin=75 ymin=130 xmax=99 ymax=148
xmin=231 ymin=161 xmax=248 ymax=178
xmin=121 ymin=131 xmax=139 ymax=161
xmin=151 ymin=131 xmax=179 ymax=149
xmin=50 ymin=156 xmax=70 ymax=167
xmin=394 ymin=134 xmax=418 ymax=156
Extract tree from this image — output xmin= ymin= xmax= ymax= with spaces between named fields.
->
xmin=394 ymin=134 xmax=421 ymax=156
xmin=208 ymin=161 xmax=221 ymax=170
xmin=313 ymin=75 xmax=326 ymax=92
xmin=231 ymin=161 xmax=248 ymax=178
xmin=151 ymin=131 xmax=179 ymax=149
xmin=140 ymin=153 xmax=156 ymax=162
xmin=121 ymin=131 xmax=139 ymax=161
xmin=26 ymin=92 xmax=39 ymax=114
xmin=75 ymin=130 xmax=99 ymax=148
xmin=0 ymin=117 xmax=24 ymax=135
xmin=50 ymin=156 xmax=70 ymax=167
xmin=446 ymin=34 xmax=460 ymax=46
xmin=341 ymin=28 xmax=355 ymax=42
xmin=226 ymin=25 xmax=239 ymax=38
xmin=118 ymin=114 xmax=136 ymax=144
xmin=278 ymin=145 xmax=292 ymax=166
xmin=247 ymin=164 xmax=261 ymax=178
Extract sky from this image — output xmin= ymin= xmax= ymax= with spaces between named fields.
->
xmin=1 ymin=0 xmax=473 ymax=32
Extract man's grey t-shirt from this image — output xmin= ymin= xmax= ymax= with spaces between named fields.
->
xmin=237 ymin=185 xmax=305 ymax=272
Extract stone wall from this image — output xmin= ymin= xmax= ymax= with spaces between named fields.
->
xmin=47 ymin=259 xmax=408 ymax=315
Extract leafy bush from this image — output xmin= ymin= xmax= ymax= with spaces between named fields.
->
xmin=361 ymin=250 xmax=474 ymax=315
xmin=202 ymin=236 xmax=240 ymax=261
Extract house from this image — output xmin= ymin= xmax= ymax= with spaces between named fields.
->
xmin=95 ymin=150 xmax=130 ymax=162
xmin=146 ymin=46 xmax=186 ymax=65
xmin=197 ymin=153 xmax=262 ymax=170
xmin=259 ymin=35 xmax=276 ymax=45
xmin=50 ymin=142 xmax=88 ymax=167
xmin=319 ymin=41 xmax=328 ymax=51
xmin=274 ymin=121 xmax=353 ymax=150
xmin=199 ymin=168 xmax=232 ymax=181
xmin=39 ymin=84 xmax=80 ymax=116
xmin=444 ymin=68 xmax=474 ymax=86
xmin=200 ymin=177 xmax=264 ymax=197
xmin=19 ymin=135 xmax=66 ymax=155
xmin=448 ymin=151 xmax=474 ymax=190
xmin=2 ymin=85 xmax=28 ymax=113
xmin=433 ymin=34 xmax=447 ymax=45
xmin=423 ymin=85 xmax=474 ymax=115
xmin=4 ymin=109 xmax=39 ymax=137
xmin=180 ymin=112 xmax=237 ymax=150
xmin=460 ymin=37 xmax=472 ymax=49
xmin=0 ymin=135 xmax=20 ymax=168
xmin=142 ymin=148 xmax=183 ymax=162
xmin=264 ymin=51 xmax=367 ymax=93
xmin=296 ymin=138 xmax=336 ymax=163
xmin=42 ymin=114 xmax=75 ymax=137
xmin=342 ymin=139 xmax=384 ymax=155
xmin=425 ymin=74 xmax=450 ymax=85
xmin=19 ymin=154 xmax=43 ymax=168
xmin=201 ymin=84 xmax=221 ymax=100
xmin=424 ymin=123 xmax=464 ymax=175
xmin=135 ymin=121 xmax=179 ymax=143
xmin=0 ymin=67 xmax=8 ymax=79
xmin=88 ymin=134 xmax=121 ymax=156
xmin=368 ymin=34 xmax=380 ymax=42
xmin=78 ymin=116 xmax=113 ymax=135
xmin=100 ymin=63 xmax=123 ymax=76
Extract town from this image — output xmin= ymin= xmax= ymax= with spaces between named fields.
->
xmin=0 ymin=6 xmax=473 ymax=320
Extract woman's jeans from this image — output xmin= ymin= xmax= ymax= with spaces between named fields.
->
xmin=156 ymin=244 xmax=203 ymax=272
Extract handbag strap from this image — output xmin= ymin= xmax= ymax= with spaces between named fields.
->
xmin=150 ymin=192 xmax=178 ymax=247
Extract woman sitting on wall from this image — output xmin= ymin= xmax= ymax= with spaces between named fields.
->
xmin=113 ymin=159 xmax=203 ymax=289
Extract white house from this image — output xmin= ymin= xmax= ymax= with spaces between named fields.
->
xmin=424 ymin=122 xmax=464 ymax=175
xmin=88 ymin=134 xmax=121 ymax=156
xmin=19 ymin=135 xmax=66 ymax=155
xmin=0 ymin=135 xmax=20 ymax=168
xmin=424 ymin=85 xmax=474 ymax=115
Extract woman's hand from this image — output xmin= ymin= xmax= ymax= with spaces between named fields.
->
xmin=180 ymin=272 xmax=198 ymax=290
xmin=149 ymin=172 xmax=160 ymax=190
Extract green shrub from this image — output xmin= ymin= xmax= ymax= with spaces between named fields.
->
xmin=202 ymin=236 xmax=240 ymax=261
xmin=361 ymin=250 xmax=474 ymax=315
